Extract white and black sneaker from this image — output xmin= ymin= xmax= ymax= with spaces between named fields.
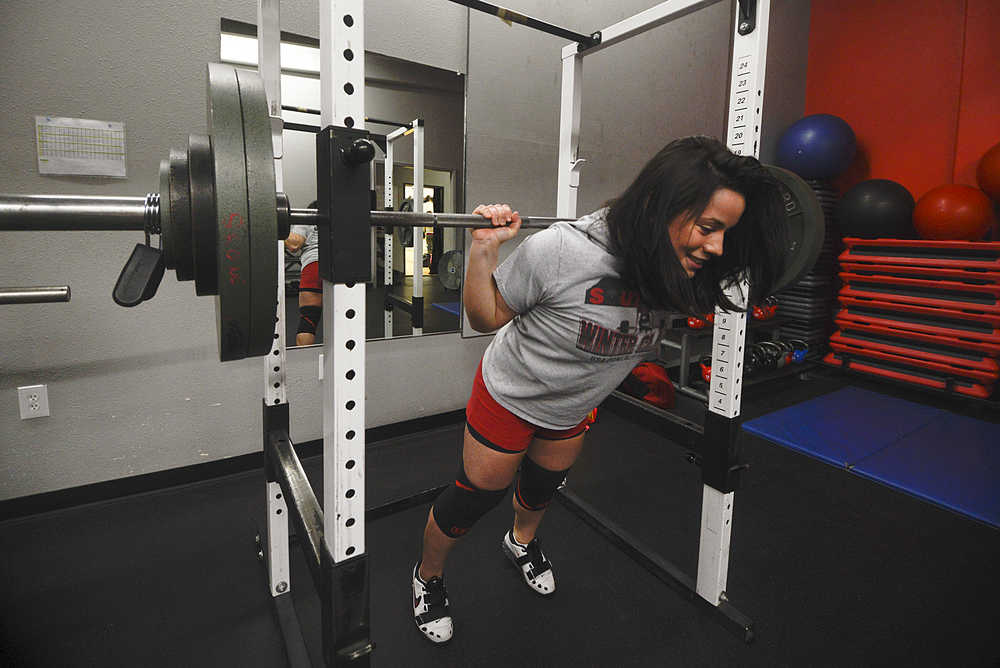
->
xmin=412 ymin=563 xmax=453 ymax=644
xmin=502 ymin=530 xmax=556 ymax=596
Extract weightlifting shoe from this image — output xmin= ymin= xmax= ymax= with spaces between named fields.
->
xmin=502 ymin=530 xmax=556 ymax=596
xmin=412 ymin=563 xmax=453 ymax=644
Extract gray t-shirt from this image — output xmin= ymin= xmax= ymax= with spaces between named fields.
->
xmin=484 ymin=209 xmax=670 ymax=429
xmin=290 ymin=224 xmax=319 ymax=267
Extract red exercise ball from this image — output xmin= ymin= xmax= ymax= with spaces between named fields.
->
xmin=912 ymin=185 xmax=995 ymax=241
xmin=977 ymin=141 xmax=1000 ymax=201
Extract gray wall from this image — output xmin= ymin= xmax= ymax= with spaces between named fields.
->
xmin=0 ymin=0 xmax=808 ymax=501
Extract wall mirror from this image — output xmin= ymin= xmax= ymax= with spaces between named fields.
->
xmin=220 ymin=19 xmax=466 ymax=345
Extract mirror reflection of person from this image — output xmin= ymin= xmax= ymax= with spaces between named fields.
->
xmin=284 ymin=200 xmax=321 ymax=346
xmin=410 ymin=136 xmax=789 ymax=645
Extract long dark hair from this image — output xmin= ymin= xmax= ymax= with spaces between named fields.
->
xmin=604 ymin=135 xmax=787 ymax=314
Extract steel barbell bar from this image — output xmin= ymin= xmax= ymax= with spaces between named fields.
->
xmin=0 ymin=197 xmax=569 ymax=233
xmin=0 ymin=286 xmax=71 ymax=305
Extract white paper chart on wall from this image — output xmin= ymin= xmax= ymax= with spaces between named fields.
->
xmin=35 ymin=116 xmax=127 ymax=178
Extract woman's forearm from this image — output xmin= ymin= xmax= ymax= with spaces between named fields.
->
xmin=464 ymin=239 xmax=502 ymax=332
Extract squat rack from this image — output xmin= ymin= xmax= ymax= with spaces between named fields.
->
xmin=273 ymin=0 xmax=775 ymax=662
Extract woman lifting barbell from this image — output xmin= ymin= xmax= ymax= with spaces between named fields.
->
xmin=411 ymin=135 xmax=788 ymax=644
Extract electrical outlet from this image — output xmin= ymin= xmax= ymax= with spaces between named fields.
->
xmin=18 ymin=384 xmax=50 ymax=419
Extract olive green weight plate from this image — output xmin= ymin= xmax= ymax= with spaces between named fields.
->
xmin=207 ymin=63 xmax=252 ymax=361
xmin=234 ymin=68 xmax=278 ymax=358
xmin=766 ymin=165 xmax=826 ymax=294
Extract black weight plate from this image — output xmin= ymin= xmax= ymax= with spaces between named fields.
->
xmin=235 ymin=68 xmax=278 ymax=358
xmin=767 ymin=165 xmax=826 ymax=294
xmin=188 ymin=134 xmax=217 ymax=296
xmin=439 ymin=249 xmax=463 ymax=290
xmin=168 ymin=149 xmax=195 ymax=281
xmin=207 ymin=63 xmax=251 ymax=361
xmin=159 ymin=160 xmax=174 ymax=269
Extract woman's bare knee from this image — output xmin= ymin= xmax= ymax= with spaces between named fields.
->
xmin=461 ymin=427 xmax=522 ymax=490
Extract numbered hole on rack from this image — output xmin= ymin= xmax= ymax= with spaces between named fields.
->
xmin=346 ymin=489 xmax=356 ymax=499
xmin=276 ymin=508 xmax=283 ymax=515
xmin=346 ymin=370 xmax=356 ymax=380
xmin=273 ymin=366 xmax=280 ymax=373
xmin=346 ymin=430 xmax=356 ymax=440
xmin=273 ymin=382 xmax=280 ymax=389
xmin=345 ymin=459 xmax=356 ymax=470
xmin=345 ymin=116 xmax=355 ymax=128
xmin=344 ymin=83 xmax=354 ymax=95
xmin=275 ymin=492 xmax=283 ymax=500
xmin=346 ymin=546 xmax=356 ymax=556
xmin=346 ymin=339 xmax=356 ymax=351
xmin=343 ymin=14 xmax=354 ymax=26
xmin=343 ymin=48 xmax=354 ymax=61
xmin=346 ymin=282 xmax=356 ymax=289
xmin=346 ymin=517 xmax=356 ymax=527
xmin=346 ymin=400 xmax=356 ymax=410
xmin=346 ymin=309 xmax=356 ymax=319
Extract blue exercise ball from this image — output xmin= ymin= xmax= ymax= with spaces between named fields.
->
xmin=776 ymin=114 xmax=857 ymax=180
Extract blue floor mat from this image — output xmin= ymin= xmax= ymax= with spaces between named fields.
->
xmin=743 ymin=387 xmax=1000 ymax=528
xmin=432 ymin=302 xmax=461 ymax=316
xmin=852 ymin=415 xmax=1000 ymax=528
xmin=742 ymin=387 xmax=947 ymax=467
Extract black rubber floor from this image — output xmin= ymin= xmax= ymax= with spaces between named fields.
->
xmin=2 ymin=375 xmax=998 ymax=667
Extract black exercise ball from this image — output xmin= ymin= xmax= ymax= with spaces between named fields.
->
xmin=838 ymin=178 xmax=915 ymax=239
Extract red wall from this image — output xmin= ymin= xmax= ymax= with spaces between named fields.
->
xmin=804 ymin=0 xmax=1000 ymax=200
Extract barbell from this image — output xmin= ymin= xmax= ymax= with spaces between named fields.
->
xmin=0 ymin=64 xmax=824 ymax=362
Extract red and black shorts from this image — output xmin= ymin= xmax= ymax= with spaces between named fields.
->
xmin=299 ymin=261 xmax=322 ymax=293
xmin=465 ymin=360 xmax=593 ymax=453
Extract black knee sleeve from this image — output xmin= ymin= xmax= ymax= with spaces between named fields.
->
xmin=297 ymin=305 xmax=321 ymax=335
xmin=514 ymin=457 xmax=569 ymax=511
xmin=432 ymin=465 xmax=508 ymax=538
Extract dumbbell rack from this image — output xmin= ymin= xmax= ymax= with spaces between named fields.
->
xmin=662 ymin=318 xmax=797 ymax=403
